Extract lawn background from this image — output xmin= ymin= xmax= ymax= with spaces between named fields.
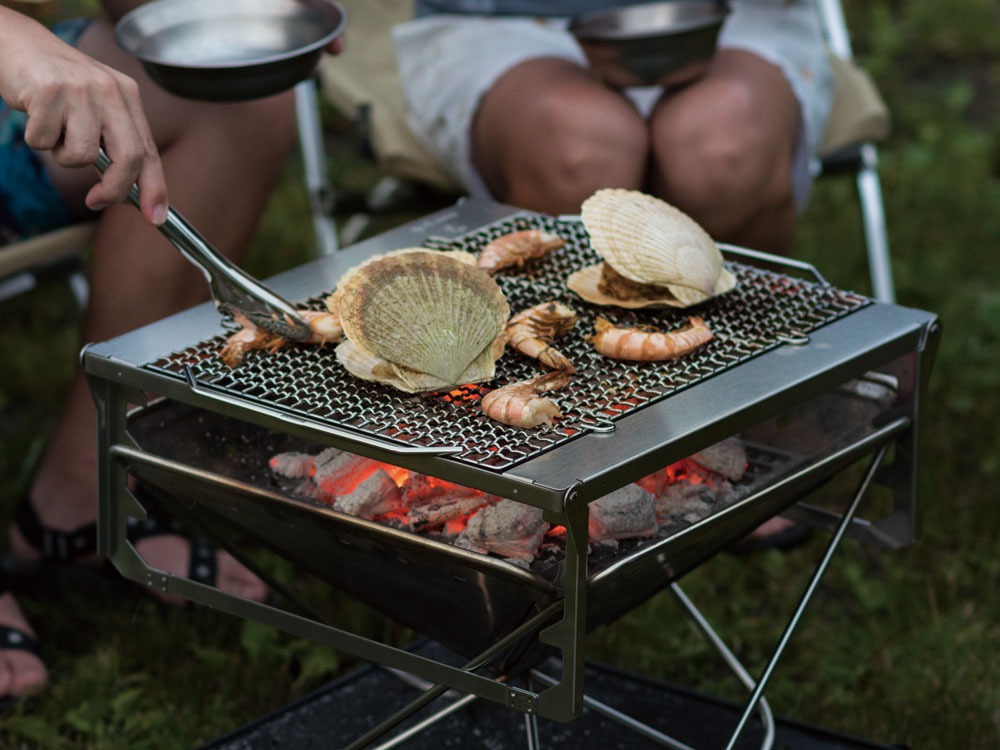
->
xmin=2 ymin=0 xmax=999 ymax=747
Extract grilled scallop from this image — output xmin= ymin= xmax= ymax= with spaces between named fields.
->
xmin=332 ymin=249 xmax=510 ymax=389
xmin=567 ymin=188 xmax=736 ymax=308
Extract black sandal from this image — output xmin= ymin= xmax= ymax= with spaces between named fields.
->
xmin=6 ymin=492 xmax=219 ymax=590
xmin=0 ymin=568 xmax=44 ymax=712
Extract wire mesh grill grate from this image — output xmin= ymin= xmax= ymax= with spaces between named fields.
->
xmin=145 ymin=213 xmax=870 ymax=470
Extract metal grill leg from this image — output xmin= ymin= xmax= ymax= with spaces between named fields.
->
xmin=719 ymin=443 xmax=891 ymax=750
xmin=670 ymin=584 xmax=776 ymax=750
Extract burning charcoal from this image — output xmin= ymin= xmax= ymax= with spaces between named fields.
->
xmin=408 ymin=493 xmax=493 ymax=534
xmin=588 ymin=484 xmax=659 ymax=547
xmin=313 ymin=447 xmax=387 ymax=500
xmin=456 ymin=499 xmax=549 ymax=564
xmin=655 ymin=481 xmax=715 ymax=520
xmin=690 ymin=437 xmax=747 ymax=481
xmin=333 ymin=469 xmax=403 ymax=519
xmin=399 ymin=473 xmax=470 ymax=508
xmin=268 ymin=452 xmax=322 ymax=499
xmin=288 ymin=478 xmax=324 ymax=501
xmin=269 ymin=451 xmax=315 ymax=479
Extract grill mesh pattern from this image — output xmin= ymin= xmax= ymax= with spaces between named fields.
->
xmin=146 ymin=213 xmax=869 ymax=469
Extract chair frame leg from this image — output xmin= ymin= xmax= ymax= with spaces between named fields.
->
xmin=856 ymin=144 xmax=895 ymax=303
xmin=295 ymin=78 xmax=340 ymax=255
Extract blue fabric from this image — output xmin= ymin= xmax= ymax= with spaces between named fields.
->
xmin=1 ymin=19 xmax=91 ymax=245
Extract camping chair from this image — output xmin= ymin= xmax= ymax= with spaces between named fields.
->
xmin=316 ymin=0 xmax=895 ymax=300
xmin=812 ymin=0 xmax=895 ymax=302
xmin=0 ymin=221 xmax=95 ymax=306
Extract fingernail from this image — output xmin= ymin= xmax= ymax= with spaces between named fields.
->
xmin=152 ymin=204 xmax=167 ymax=225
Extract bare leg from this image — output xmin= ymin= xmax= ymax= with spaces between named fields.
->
xmin=472 ymin=58 xmax=648 ymax=215
xmin=0 ymin=591 xmax=47 ymax=699
xmin=8 ymin=20 xmax=297 ymax=603
xmin=648 ymin=50 xmax=801 ymax=254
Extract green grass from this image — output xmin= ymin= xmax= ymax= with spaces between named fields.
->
xmin=3 ymin=1 xmax=1000 ymax=747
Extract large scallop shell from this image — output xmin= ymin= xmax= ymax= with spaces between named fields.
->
xmin=326 ymin=248 xmax=478 ymax=314
xmin=335 ymin=334 xmax=507 ymax=393
xmin=334 ymin=249 xmax=509 ymax=386
xmin=574 ymin=188 xmax=735 ymax=307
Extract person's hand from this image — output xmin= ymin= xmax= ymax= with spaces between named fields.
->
xmin=324 ymin=35 xmax=344 ymax=55
xmin=0 ymin=9 xmax=168 ymax=225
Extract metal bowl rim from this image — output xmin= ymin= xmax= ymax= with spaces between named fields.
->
xmin=115 ymin=0 xmax=347 ymax=71
xmin=569 ymin=1 xmax=730 ymax=42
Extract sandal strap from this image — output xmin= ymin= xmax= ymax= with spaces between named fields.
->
xmin=0 ymin=624 xmax=41 ymax=660
xmin=14 ymin=495 xmax=98 ymax=563
xmin=187 ymin=538 xmax=218 ymax=586
xmin=125 ymin=510 xmax=218 ymax=587
xmin=0 ymin=567 xmax=41 ymax=659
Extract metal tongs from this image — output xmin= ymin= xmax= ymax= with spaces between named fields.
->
xmin=95 ymin=148 xmax=313 ymax=342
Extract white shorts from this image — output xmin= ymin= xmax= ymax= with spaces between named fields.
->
xmin=393 ymin=0 xmax=834 ymax=211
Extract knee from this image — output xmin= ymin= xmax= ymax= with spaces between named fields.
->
xmin=546 ymin=93 xmax=648 ymax=189
xmin=505 ymin=92 xmax=649 ymax=212
xmin=650 ymin=102 xmax=794 ymax=223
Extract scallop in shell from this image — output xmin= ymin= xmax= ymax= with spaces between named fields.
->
xmin=569 ymin=189 xmax=736 ymax=308
xmin=326 ymin=248 xmax=478 ymax=314
xmin=334 ymin=249 xmax=510 ymax=386
xmin=335 ymin=334 xmax=507 ymax=394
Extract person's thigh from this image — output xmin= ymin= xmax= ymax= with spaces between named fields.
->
xmin=649 ymin=48 xmax=801 ymax=196
xmin=393 ymin=16 xmax=589 ymax=198
xmin=394 ymin=16 xmax=650 ymax=213
xmin=719 ymin=0 xmax=834 ymax=173
xmin=472 ymin=57 xmax=647 ymax=213
xmin=646 ymin=49 xmax=802 ymax=250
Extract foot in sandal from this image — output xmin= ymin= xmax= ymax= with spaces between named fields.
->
xmin=0 ymin=575 xmax=47 ymax=707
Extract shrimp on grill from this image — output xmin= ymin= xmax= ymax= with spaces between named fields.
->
xmin=481 ymin=370 xmax=570 ymax=429
xmin=477 ymin=229 xmax=565 ymax=274
xmin=589 ymin=315 xmax=713 ymax=361
xmin=299 ymin=309 xmax=344 ymax=345
xmin=506 ymin=301 xmax=578 ymax=373
xmin=220 ymin=309 xmax=343 ymax=367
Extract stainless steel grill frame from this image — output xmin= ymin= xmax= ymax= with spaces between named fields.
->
xmin=83 ymin=198 xmax=940 ymax=742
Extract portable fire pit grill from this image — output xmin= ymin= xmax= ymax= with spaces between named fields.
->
xmin=83 ymin=198 xmax=940 ymax=749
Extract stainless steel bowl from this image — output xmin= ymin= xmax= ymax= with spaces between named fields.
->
xmin=569 ymin=1 xmax=730 ymax=88
xmin=115 ymin=0 xmax=347 ymax=101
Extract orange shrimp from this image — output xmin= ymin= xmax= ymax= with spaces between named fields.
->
xmin=220 ymin=312 xmax=285 ymax=367
xmin=506 ymin=301 xmax=578 ymax=373
xmin=589 ymin=315 xmax=713 ymax=361
xmin=299 ymin=310 xmax=343 ymax=345
xmin=219 ymin=310 xmax=343 ymax=367
xmin=481 ymin=370 xmax=571 ymax=428
xmin=477 ymin=229 xmax=565 ymax=274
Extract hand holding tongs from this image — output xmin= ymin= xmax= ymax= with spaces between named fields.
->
xmin=94 ymin=148 xmax=313 ymax=342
